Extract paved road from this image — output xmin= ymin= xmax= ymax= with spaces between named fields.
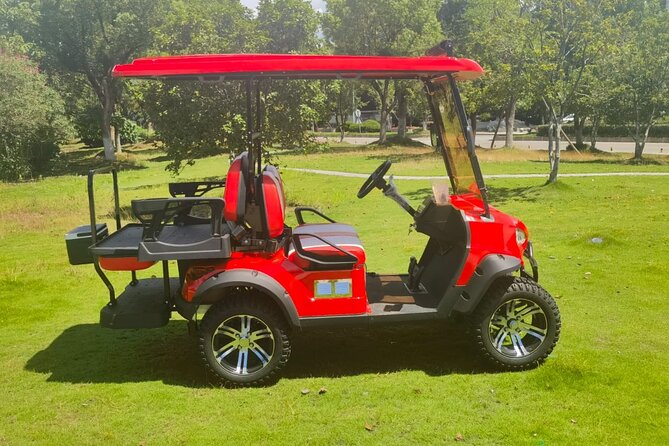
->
xmin=286 ymin=168 xmax=669 ymax=180
xmin=336 ymin=134 xmax=668 ymax=155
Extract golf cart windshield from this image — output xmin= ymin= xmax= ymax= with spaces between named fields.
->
xmin=428 ymin=77 xmax=482 ymax=197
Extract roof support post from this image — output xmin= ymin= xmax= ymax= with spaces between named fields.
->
xmin=245 ymin=79 xmax=255 ymax=192
xmin=255 ymin=80 xmax=263 ymax=175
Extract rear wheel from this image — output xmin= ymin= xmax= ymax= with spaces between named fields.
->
xmin=199 ymin=294 xmax=291 ymax=386
xmin=470 ymin=276 xmax=560 ymax=370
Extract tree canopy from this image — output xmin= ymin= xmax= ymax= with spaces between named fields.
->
xmin=0 ymin=0 xmax=667 ymax=181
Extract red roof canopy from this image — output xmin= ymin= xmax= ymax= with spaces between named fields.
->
xmin=112 ymin=53 xmax=484 ymax=81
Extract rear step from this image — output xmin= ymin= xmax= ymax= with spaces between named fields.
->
xmin=100 ymin=278 xmax=179 ymax=329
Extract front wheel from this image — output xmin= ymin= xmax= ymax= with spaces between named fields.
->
xmin=199 ymin=295 xmax=291 ymax=386
xmin=470 ymin=276 xmax=560 ymax=370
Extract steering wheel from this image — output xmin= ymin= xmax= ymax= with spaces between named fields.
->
xmin=357 ymin=160 xmax=392 ymax=199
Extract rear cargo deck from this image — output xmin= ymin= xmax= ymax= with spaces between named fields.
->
xmin=90 ymin=223 xmax=231 ymax=260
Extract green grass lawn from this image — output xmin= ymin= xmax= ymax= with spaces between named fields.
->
xmin=1 ymin=145 xmax=668 ymax=444
xmin=278 ymin=144 xmax=669 ymax=176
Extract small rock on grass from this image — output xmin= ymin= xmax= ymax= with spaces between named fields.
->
xmin=301 ymin=388 xmax=310 ymax=395
xmin=318 ymin=387 xmax=327 ymax=395
xmin=364 ymin=422 xmax=375 ymax=432
xmin=454 ymin=433 xmax=465 ymax=441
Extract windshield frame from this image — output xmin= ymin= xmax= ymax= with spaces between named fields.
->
xmin=424 ymin=75 xmax=490 ymax=216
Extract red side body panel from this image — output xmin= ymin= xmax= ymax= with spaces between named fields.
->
xmin=449 ymin=194 xmax=527 ymax=286
xmin=183 ymin=252 xmax=368 ymax=317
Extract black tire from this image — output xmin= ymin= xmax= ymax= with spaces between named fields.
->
xmin=470 ymin=276 xmax=560 ymax=371
xmin=199 ymin=294 xmax=291 ymax=387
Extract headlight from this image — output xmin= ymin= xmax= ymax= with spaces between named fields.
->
xmin=516 ymin=228 xmax=527 ymax=247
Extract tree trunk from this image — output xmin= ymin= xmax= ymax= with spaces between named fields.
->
xmin=469 ymin=112 xmax=477 ymax=146
xmin=114 ymin=125 xmax=122 ymax=153
xmin=634 ymin=122 xmax=653 ymax=160
xmin=590 ymin=116 xmax=600 ymax=151
xmin=504 ymin=98 xmax=516 ymax=148
xmin=379 ymin=107 xmax=388 ymax=143
xmin=574 ymin=114 xmax=585 ymax=148
xmin=378 ymin=80 xmax=391 ymax=144
xmin=490 ymin=111 xmax=505 ymax=149
xmin=337 ymin=114 xmax=345 ymax=142
xmin=371 ymin=79 xmax=393 ymax=144
xmin=397 ymin=91 xmax=407 ymax=139
xmin=101 ymin=79 xmax=116 ymax=160
xmin=548 ymin=121 xmax=561 ymax=183
xmin=101 ymin=111 xmax=115 ymax=161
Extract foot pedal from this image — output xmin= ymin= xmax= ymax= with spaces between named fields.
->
xmin=407 ymin=256 xmax=425 ymax=292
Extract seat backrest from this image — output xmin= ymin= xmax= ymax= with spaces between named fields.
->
xmin=256 ymin=165 xmax=286 ymax=239
xmin=223 ymin=152 xmax=248 ymax=223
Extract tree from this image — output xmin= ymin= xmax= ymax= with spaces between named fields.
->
xmin=256 ymin=0 xmax=320 ymax=53
xmin=604 ymin=4 xmax=668 ymax=160
xmin=0 ymin=0 xmax=39 ymax=55
xmin=0 ymin=51 xmax=70 ymax=181
xmin=323 ymin=80 xmax=363 ymax=141
xmin=144 ymin=0 xmax=325 ymax=173
xmin=142 ymin=0 xmax=257 ymax=172
xmin=525 ymin=0 xmax=618 ymax=182
xmin=323 ymin=0 xmax=443 ymax=143
xmin=36 ymin=0 xmax=164 ymax=160
xmin=440 ymin=0 xmax=535 ymax=148
xmin=256 ymin=0 xmax=326 ymax=154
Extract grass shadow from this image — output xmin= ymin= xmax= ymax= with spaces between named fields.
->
xmin=148 ymin=154 xmax=172 ymax=162
xmin=284 ymin=321 xmax=489 ymax=379
xmin=366 ymin=135 xmax=430 ymax=148
xmin=26 ymin=320 xmax=493 ymax=387
xmin=404 ymin=184 xmax=546 ymax=206
xmin=487 ymin=184 xmax=546 ymax=205
xmin=25 ymin=321 xmax=209 ymax=388
xmin=49 ymin=149 xmax=147 ymax=177
xmin=366 ymin=150 xmax=438 ymax=164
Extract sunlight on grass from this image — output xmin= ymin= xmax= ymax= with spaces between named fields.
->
xmin=0 ymin=144 xmax=667 ymax=444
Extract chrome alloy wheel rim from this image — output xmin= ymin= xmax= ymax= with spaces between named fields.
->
xmin=488 ymin=298 xmax=548 ymax=358
xmin=211 ymin=315 xmax=275 ymax=375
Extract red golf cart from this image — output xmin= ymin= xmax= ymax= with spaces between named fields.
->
xmin=65 ymin=42 xmax=560 ymax=386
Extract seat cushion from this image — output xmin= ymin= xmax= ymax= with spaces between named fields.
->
xmin=293 ymin=223 xmax=359 ymax=238
xmin=289 ymin=223 xmax=365 ymax=269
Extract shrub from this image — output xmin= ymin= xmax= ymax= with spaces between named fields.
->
xmin=73 ymin=105 xmax=145 ymax=147
xmin=344 ymin=119 xmax=381 ymax=133
xmin=0 ymin=52 xmax=70 ymax=181
xmin=536 ymin=123 xmax=669 ymax=138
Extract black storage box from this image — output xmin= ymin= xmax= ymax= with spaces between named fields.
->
xmin=65 ymin=223 xmax=108 ymax=265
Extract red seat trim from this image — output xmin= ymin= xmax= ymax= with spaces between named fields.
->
xmin=260 ymin=168 xmax=286 ymax=238
xmin=223 ymin=152 xmax=248 ymax=223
